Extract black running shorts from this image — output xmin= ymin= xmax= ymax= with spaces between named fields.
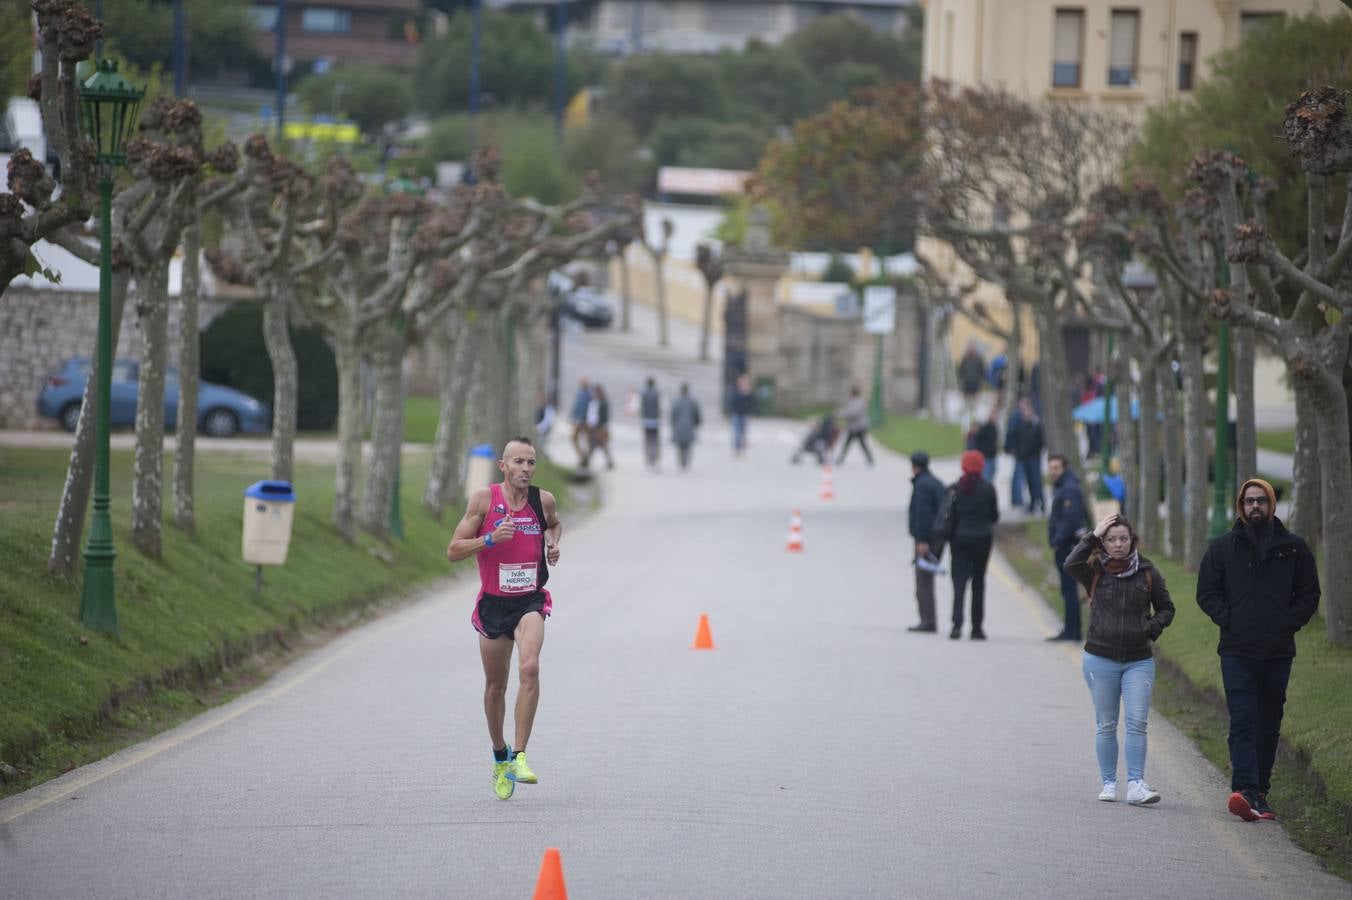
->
xmin=473 ymin=592 xmax=548 ymax=639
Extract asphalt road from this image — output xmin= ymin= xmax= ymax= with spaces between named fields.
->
xmin=1 ymin=306 xmax=1344 ymax=899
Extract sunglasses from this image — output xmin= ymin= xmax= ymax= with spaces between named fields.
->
xmin=1242 ymin=496 xmax=1270 ymax=507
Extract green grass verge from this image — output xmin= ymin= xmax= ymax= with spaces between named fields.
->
xmin=873 ymin=414 xmax=966 ymax=460
xmin=404 ymin=395 xmax=441 ymax=444
xmin=997 ymin=521 xmax=1352 ymax=880
xmin=1258 ymin=429 xmax=1296 ymax=455
xmin=0 ymin=445 xmax=574 ymax=797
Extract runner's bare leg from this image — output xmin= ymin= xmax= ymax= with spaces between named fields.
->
xmin=512 ymin=612 xmax=546 ymax=752
xmin=479 ymin=634 xmax=514 ymax=750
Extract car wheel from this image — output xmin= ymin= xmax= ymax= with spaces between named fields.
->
xmin=59 ymin=402 xmax=82 ymax=433
xmin=202 ymin=408 xmax=239 ymax=438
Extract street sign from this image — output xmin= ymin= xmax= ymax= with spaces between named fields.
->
xmin=862 ymin=285 xmax=896 ymax=335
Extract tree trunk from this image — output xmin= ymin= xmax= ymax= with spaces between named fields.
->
xmin=1179 ymin=337 xmax=1209 ymax=570
xmin=926 ymin=302 xmax=949 ymax=420
xmin=1289 ymin=386 xmax=1322 ymax=543
xmin=1035 ymin=303 xmax=1081 ymax=489
xmin=699 ymin=283 xmax=715 ymax=361
xmin=172 ymin=217 xmax=201 ymax=536
xmin=48 ymin=271 xmax=132 ymax=575
xmin=131 ymin=260 xmax=171 ymax=558
xmin=654 ymin=255 xmax=669 ymax=347
xmin=331 ymin=328 xmax=363 ymax=540
xmin=1137 ymin=360 xmax=1160 ymax=549
xmin=359 ymin=330 xmax=405 ymax=539
xmin=619 ymin=252 xmax=632 ymax=332
xmin=1233 ymin=325 xmax=1258 ymax=481
xmin=1160 ymin=360 xmax=1185 ymax=559
xmin=1306 ymin=360 xmax=1352 ymax=646
xmin=1115 ymin=340 xmax=1139 ymax=525
xmin=424 ymin=322 xmax=467 ymax=519
xmin=262 ymin=285 xmax=299 ymax=483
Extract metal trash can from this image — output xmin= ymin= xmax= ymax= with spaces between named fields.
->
xmin=465 ymin=443 xmax=497 ymax=496
xmin=242 ymin=480 xmax=296 ymax=566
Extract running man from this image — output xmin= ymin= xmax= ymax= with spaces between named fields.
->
xmin=447 ymin=436 xmax=562 ymax=800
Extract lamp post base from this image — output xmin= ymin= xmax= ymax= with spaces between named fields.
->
xmin=80 ymin=549 xmax=118 ymax=634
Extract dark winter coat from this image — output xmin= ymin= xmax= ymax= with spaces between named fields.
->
xmin=908 ymin=468 xmax=946 ymax=542
xmin=1065 ymin=536 xmax=1176 ymax=662
xmin=1196 ymin=517 xmax=1320 ymax=660
xmin=1048 ymin=469 xmax=1088 ymax=550
xmin=947 ymin=476 xmax=999 ymax=541
xmin=970 ymin=422 xmax=999 ymax=460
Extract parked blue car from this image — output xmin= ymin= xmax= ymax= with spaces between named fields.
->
xmin=36 ymin=358 xmax=271 ymax=437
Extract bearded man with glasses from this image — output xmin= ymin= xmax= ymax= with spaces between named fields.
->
xmin=1196 ymin=478 xmax=1320 ymax=823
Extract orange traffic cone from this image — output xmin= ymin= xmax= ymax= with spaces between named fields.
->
xmin=532 ymin=848 xmax=568 ymax=900
xmin=691 ymin=613 xmax=716 ymax=650
xmin=786 ymin=509 xmax=804 ymax=552
xmin=819 ymin=465 xmax=835 ymax=501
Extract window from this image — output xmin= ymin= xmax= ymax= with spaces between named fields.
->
xmin=248 ymin=4 xmax=276 ymax=30
xmin=1178 ymin=32 xmax=1197 ymax=91
xmin=1107 ymin=9 xmax=1139 ymax=87
xmin=301 ymin=7 xmax=351 ymax=34
xmin=1052 ymin=8 xmax=1084 ymax=88
xmin=111 ymin=361 xmax=137 ymax=383
xmin=1240 ymin=12 xmax=1283 ymax=39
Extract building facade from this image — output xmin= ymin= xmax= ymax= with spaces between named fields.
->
xmin=251 ymin=0 xmax=422 ymax=69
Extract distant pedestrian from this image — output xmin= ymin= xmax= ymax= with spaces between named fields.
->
xmin=729 ymin=372 xmax=755 ymax=457
xmin=669 ymin=383 xmax=702 ymax=471
xmin=946 ymin=449 xmax=999 ymax=640
xmin=968 ymin=408 xmax=999 ymax=482
xmin=1047 ymin=453 xmax=1089 ymax=641
xmin=584 ymin=384 xmax=613 ymax=470
xmin=1197 ymin=478 xmax=1320 ymax=823
xmin=534 ymin=393 xmax=556 ymax=453
xmin=835 ymin=385 xmax=874 ymax=467
xmin=568 ymin=378 xmax=591 ymax=467
xmin=640 ymin=376 xmax=662 ymax=471
xmin=1013 ymin=396 xmax=1045 ymax=513
xmin=958 ymin=342 xmax=986 ymax=428
xmin=1005 ymin=403 xmax=1026 ymax=508
xmin=907 ymin=450 xmax=946 ymax=633
xmin=1065 ymin=513 xmax=1175 ymax=806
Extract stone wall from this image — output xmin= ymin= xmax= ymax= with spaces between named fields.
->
xmin=0 ymin=289 xmax=232 ymax=429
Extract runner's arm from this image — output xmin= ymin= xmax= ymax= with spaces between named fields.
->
xmin=542 ymin=490 xmax=562 ymax=565
xmin=447 ymin=488 xmax=493 ymax=561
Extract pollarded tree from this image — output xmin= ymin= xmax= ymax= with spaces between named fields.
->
xmin=695 ymin=243 xmax=723 ymax=362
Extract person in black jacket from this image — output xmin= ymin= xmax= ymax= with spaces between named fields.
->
xmin=946 ymin=450 xmax=999 ymax=640
xmin=967 ymin=410 xmax=999 ymax=482
xmin=907 ymin=450 xmax=946 ymax=633
xmin=1065 ymin=513 xmax=1175 ymax=806
xmin=1046 ymin=453 xmax=1089 ymax=641
xmin=1197 ymin=477 xmax=1320 ymax=823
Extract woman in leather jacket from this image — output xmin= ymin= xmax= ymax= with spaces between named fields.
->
xmin=1064 ymin=514 xmax=1175 ymax=806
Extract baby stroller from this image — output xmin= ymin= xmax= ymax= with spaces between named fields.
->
xmin=791 ymin=413 xmax=839 ymax=465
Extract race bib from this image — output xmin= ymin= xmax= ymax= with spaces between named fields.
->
xmin=498 ymin=562 xmax=538 ymax=594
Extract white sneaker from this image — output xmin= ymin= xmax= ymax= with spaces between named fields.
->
xmin=1098 ymin=782 xmax=1118 ymax=802
xmin=1127 ymin=780 xmax=1160 ymax=805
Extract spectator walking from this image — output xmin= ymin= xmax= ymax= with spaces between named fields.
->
xmin=1065 ymin=513 xmax=1176 ymax=806
xmin=669 ymin=383 xmax=702 ymax=471
xmin=1006 ymin=402 xmax=1026 ymax=509
xmin=568 ymin=378 xmax=592 ymax=467
xmin=907 ymin=450 xmax=946 ymax=633
xmin=1197 ymin=478 xmax=1320 ymax=823
xmin=946 ymin=449 xmax=999 ymax=640
xmin=729 ymin=372 xmax=755 ymax=458
xmin=957 ymin=342 xmax=986 ymax=429
xmin=835 ymin=385 xmax=875 ymax=467
xmin=640 ymin=376 xmax=662 ymax=471
xmin=1013 ymin=396 xmax=1045 ymax=513
xmin=968 ymin=408 xmax=999 ymax=483
xmin=1047 ymin=453 xmax=1089 ymax=641
xmin=583 ymin=384 xmax=613 ymax=470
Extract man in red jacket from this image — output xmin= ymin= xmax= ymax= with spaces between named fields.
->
xmin=1196 ymin=478 xmax=1320 ymax=823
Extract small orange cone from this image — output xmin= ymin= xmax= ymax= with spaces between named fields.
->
xmin=819 ymin=465 xmax=835 ymax=501
xmin=691 ymin=613 xmax=716 ymax=650
xmin=532 ymin=848 xmax=568 ymax=900
xmin=786 ymin=509 xmax=804 ymax=552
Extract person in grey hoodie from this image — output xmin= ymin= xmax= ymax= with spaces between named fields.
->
xmin=669 ymin=383 xmax=702 ymax=471
xmin=639 ymin=376 xmax=662 ymax=471
xmin=835 ymin=385 xmax=874 ymax=466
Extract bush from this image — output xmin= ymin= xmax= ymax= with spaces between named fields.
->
xmin=200 ymin=304 xmax=338 ymax=431
xmin=298 ymin=64 xmax=414 ymax=134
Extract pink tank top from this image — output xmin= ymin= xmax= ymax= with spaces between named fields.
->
xmin=475 ymin=482 xmax=552 ymax=610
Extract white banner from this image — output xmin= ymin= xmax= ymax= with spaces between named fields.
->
xmin=862 ymin=285 xmax=896 ymax=335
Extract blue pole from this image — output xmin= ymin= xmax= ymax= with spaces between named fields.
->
xmin=553 ymin=0 xmax=566 ymax=146
xmin=173 ymin=0 xmax=185 ymax=97
xmin=469 ymin=0 xmax=481 ymax=119
xmin=275 ymin=0 xmax=287 ymax=142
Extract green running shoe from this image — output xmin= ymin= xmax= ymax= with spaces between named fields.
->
xmin=493 ymin=746 xmax=515 ymax=800
xmin=508 ymin=751 xmax=537 ymax=784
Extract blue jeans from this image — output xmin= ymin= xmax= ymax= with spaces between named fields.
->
xmin=1020 ymin=455 xmax=1044 ymax=511
xmin=1220 ymin=655 xmax=1292 ymax=794
xmin=1010 ymin=457 xmax=1025 ymax=507
xmin=1082 ymin=652 xmax=1156 ymax=784
xmin=982 ymin=456 xmax=996 ymax=482
xmin=1054 ymin=543 xmax=1082 ymax=638
xmin=731 ymin=414 xmax=748 ymax=454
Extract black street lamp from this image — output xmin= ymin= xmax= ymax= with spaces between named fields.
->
xmin=78 ymin=59 xmax=144 ymax=634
